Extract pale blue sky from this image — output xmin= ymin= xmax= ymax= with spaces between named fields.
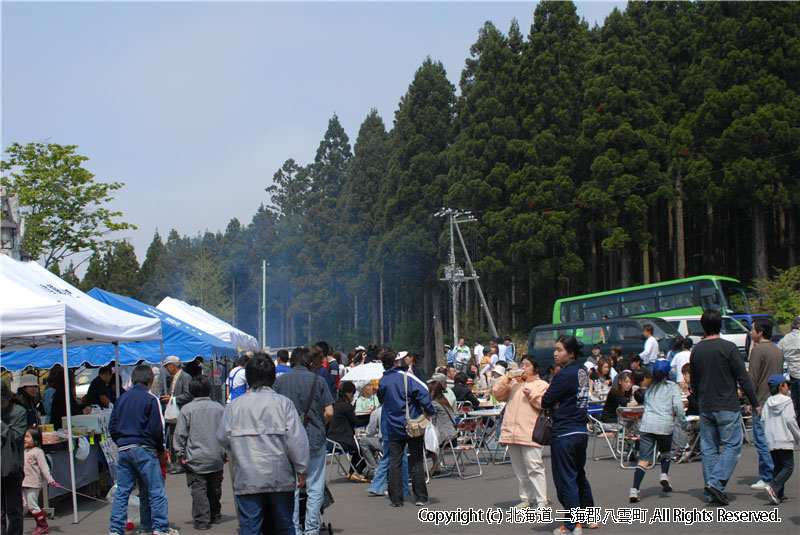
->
xmin=2 ymin=1 xmax=624 ymax=269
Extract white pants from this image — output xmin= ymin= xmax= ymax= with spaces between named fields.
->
xmin=508 ymin=444 xmax=547 ymax=507
xmin=22 ymin=487 xmax=41 ymax=514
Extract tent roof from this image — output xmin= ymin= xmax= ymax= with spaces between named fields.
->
xmin=0 ymin=256 xmax=161 ymax=352
xmin=157 ymin=296 xmax=258 ymax=351
xmin=88 ymin=288 xmax=238 ymax=360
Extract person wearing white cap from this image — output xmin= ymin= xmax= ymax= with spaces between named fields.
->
xmin=14 ymin=375 xmax=41 ymax=429
xmin=160 ymin=356 xmax=192 ymax=475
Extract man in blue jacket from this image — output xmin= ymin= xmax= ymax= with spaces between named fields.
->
xmin=378 ymin=350 xmax=435 ymax=507
xmin=109 ymin=364 xmax=178 ymax=535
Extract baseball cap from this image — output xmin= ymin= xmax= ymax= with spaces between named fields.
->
xmin=768 ymin=374 xmax=788 ymax=387
xmin=653 ymin=359 xmax=671 ymax=377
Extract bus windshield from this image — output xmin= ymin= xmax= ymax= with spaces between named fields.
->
xmin=719 ymin=280 xmax=751 ymax=315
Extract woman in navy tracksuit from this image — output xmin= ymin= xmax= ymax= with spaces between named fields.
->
xmin=542 ymin=335 xmax=595 ymax=535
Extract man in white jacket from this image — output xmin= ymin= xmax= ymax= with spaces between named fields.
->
xmin=778 ymin=316 xmax=800 ymax=425
xmin=761 ymin=374 xmax=800 ymax=504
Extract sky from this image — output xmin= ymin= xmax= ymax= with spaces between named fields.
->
xmin=1 ymin=1 xmax=625 ymax=271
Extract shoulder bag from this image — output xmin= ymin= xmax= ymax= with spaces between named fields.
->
xmin=163 ymin=370 xmax=181 ymax=424
xmin=301 ymin=375 xmax=320 ymax=426
xmin=404 ymin=371 xmax=430 ymax=438
xmin=532 ymin=408 xmax=553 ymax=446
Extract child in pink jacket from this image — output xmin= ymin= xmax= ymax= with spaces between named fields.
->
xmin=22 ymin=428 xmax=57 ymax=535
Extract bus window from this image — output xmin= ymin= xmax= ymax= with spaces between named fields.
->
xmin=719 ymin=280 xmax=751 ymax=315
xmin=620 ymin=289 xmax=656 ymax=316
xmin=697 ymin=279 xmax=719 ymax=310
xmin=657 ymin=282 xmax=694 ymax=312
xmin=583 ymin=295 xmax=620 ymax=321
xmin=561 ymin=302 xmax=581 ymax=323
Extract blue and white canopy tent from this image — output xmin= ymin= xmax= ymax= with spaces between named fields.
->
xmin=0 ymin=255 xmax=162 ymax=523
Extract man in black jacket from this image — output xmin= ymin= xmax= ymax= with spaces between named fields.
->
xmin=689 ymin=308 xmax=760 ymax=506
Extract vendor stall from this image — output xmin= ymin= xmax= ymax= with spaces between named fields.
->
xmin=0 ymin=255 xmax=162 ymax=523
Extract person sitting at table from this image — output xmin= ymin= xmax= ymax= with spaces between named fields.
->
xmin=327 ymin=381 xmax=370 ymax=482
xmin=468 ymin=364 xmax=488 ymax=391
xmin=631 ymin=367 xmax=652 ymax=404
xmin=601 ymin=371 xmax=634 ymax=423
xmin=589 ymin=356 xmax=615 ymax=393
xmin=493 ymin=355 xmax=550 ymax=509
xmin=427 ymin=381 xmax=458 ymax=475
xmin=355 ymin=384 xmax=380 ymax=414
xmin=452 ymin=372 xmax=480 ymax=409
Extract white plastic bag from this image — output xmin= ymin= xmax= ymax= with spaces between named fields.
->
xmin=424 ymin=423 xmax=439 ymax=455
xmin=163 ymin=397 xmax=179 ymax=424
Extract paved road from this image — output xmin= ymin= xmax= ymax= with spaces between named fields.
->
xmin=34 ymin=441 xmax=799 ymax=535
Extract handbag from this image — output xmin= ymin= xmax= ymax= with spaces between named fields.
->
xmin=163 ymin=370 xmax=181 ymax=424
xmin=532 ymin=410 xmax=553 ymax=446
xmin=404 ymin=371 xmax=430 ymax=438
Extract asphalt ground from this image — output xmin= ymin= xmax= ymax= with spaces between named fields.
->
xmin=33 ymin=440 xmax=799 ymax=535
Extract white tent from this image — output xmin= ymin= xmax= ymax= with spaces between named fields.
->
xmin=157 ymin=296 xmax=258 ymax=351
xmin=0 ymin=255 xmax=162 ymax=523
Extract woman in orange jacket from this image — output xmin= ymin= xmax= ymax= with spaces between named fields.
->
xmin=493 ymin=355 xmax=550 ymax=509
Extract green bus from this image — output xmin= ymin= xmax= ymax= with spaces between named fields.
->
xmin=552 ymin=275 xmax=752 ymax=324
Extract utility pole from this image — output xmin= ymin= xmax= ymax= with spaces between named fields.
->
xmin=435 ymin=209 xmax=499 ymax=345
xmin=261 ymin=260 xmax=267 ymax=349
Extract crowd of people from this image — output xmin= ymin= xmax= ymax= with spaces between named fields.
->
xmin=2 ymin=312 xmax=799 ymax=535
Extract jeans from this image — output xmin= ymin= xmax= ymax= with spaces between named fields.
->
xmin=367 ymin=439 xmax=408 ymax=496
xmin=236 ymin=491 xmax=294 ymax=535
xmin=699 ymin=410 xmax=743 ymax=492
xmin=185 ymin=469 xmax=223 ymax=527
xmin=293 ymin=447 xmax=325 ymax=535
xmin=751 ymin=412 xmax=774 ymax=482
xmin=109 ymin=447 xmax=169 ymax=534
xmin=388 ymin=437 xmax=426 ymax=505
xmin=551 ymin=434 xmax=593 ymax=532
xmin=769 ymin=449 xmax=794 ymax=499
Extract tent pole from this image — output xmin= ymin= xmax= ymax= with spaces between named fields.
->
xmin=62 ymin=334 xmax=79 ymax=523
xmin=160 ymin=340 xmax=166 ymax=394
xmin=114 ymin=342 xmax=120 ymax=402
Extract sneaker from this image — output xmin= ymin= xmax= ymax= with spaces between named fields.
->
xmin=368 ymin=489 xmax=388 ymax=496
xmin=780 ymin=496 xmax=792 ymax=502
xmin=553 ymin=526 xmax=583 ymax=535
xmin=660 ymin=473 xmax=672 ymax=492
xmin=152 ymin=529 xmax=180 ymax=535
xmin=415 ymin=498 xmax=430 ymax=506
xmin=764 ymin=485 xmax=781 ymax=505
xmin=583 ymin=521 xmax=599 ymax=529
xmin=751 ymin=479 xmax=769 ymax=490
xmin=515 ymin=500 xmax=531 ymax=509
xmin=705 ymin=485 xmax=729 ymax=506
xmin=628 ymin=487 xmax=640 ymax=503
xmin=391 ymin=502 xmax=403 ymax=507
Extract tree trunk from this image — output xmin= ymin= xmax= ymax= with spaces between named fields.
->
xmin=511 ymin=274 xmax=517 ymax=331
xmin=704 ymin=203 xmax=714 ymax=274
xmin=753 ymin=206 xmax=768 ymax=281
xmin=620 ymin=246 xmax=631 ymax=288
xmin=354 ymin=295 xmax=358 ymax=333
xmin=675 ymin=181 xmax=686 ymax=278
xmin=589 ymin=230 xmax=598 ymax=293
xmin=371 ymin=283 xmax=379 ymax=344
xmin=379 ymin=273 xmax=384 ymax=344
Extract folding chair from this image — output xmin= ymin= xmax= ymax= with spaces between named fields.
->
xmin=676 ymin=415 xmax=702 ymax=464
xmin=326 ymin=439 xmax=353 ymax=483
xmin=616 ymin=406 xmax=655 ymax=470
xmin=440 ymin=415 xmax=483 ymax=479
xmin=588 ymin=413 xmax=621 ymax=461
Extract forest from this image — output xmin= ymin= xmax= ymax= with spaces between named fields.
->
xmin=31 ymin=2 xmax=800 ymax=364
